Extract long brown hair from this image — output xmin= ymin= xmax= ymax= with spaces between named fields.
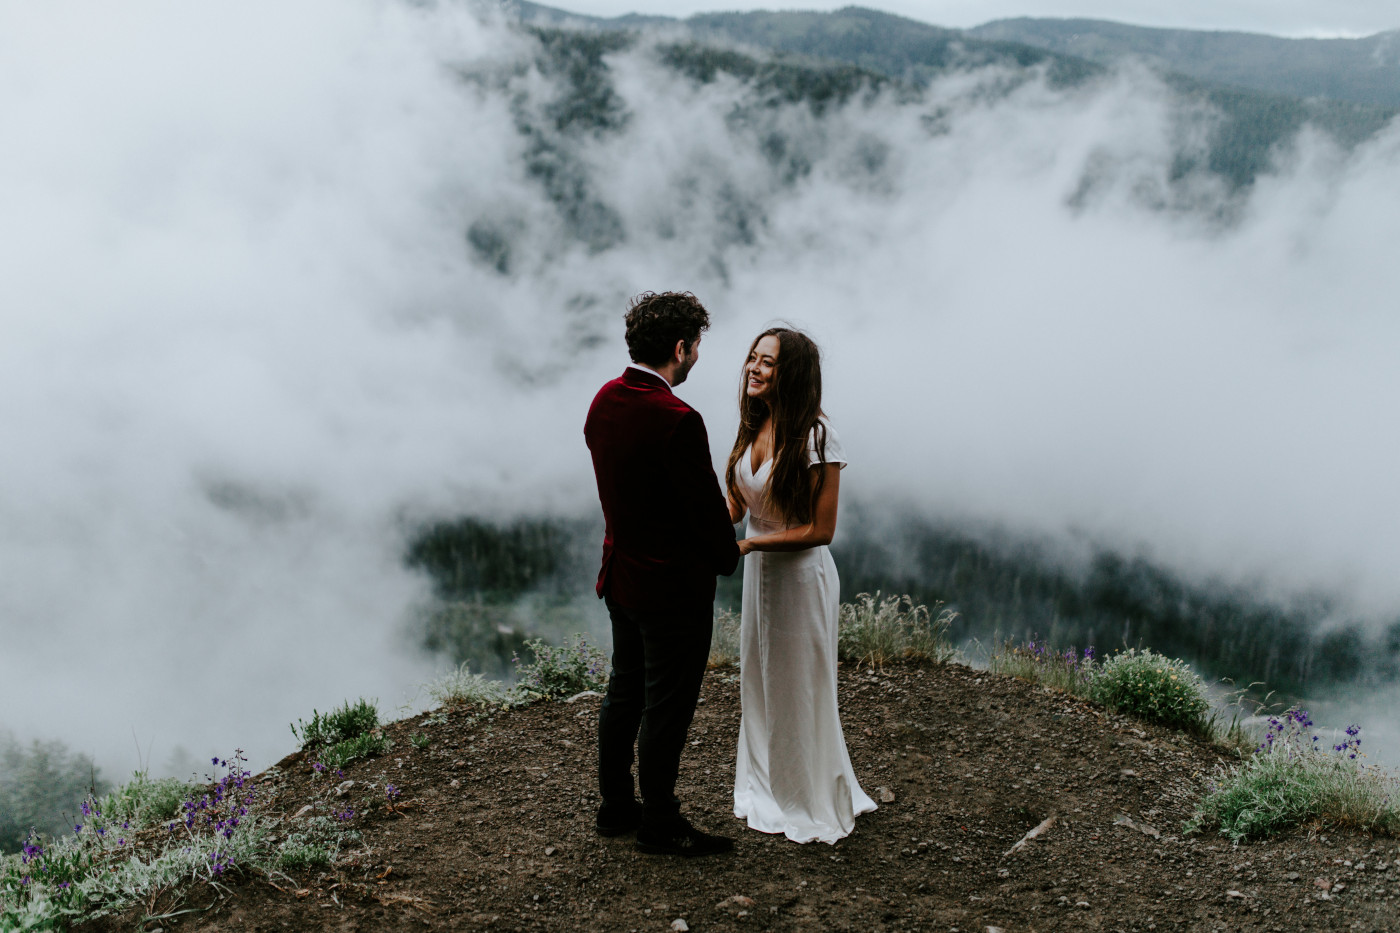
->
xmin=725 ymin=327 xmax=829 ymax=525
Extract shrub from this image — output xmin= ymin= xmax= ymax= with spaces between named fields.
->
xmin=837 ymin=593 xmax=956 ymax=669
xmin=425 ymin=665 xmax=512 ymax=709
xmin=290 ymin=699 xmax=379 ymax=751
xmin=97 ymin=771 xmax=187 ymax=828
xmin=709 ymin=608 xmax=741 ymax=668
xmin=317 ymin=734 xmax=392 ymax=771
xmin=1088 ymin=648 xmax=1211 ymax=733
xmin=511 ymin=635 xmax=609 ymax=702
xmin=1189 ymin=710 xmax=1400 ymax=841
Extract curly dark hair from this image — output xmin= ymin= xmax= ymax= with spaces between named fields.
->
xmin=623 ymin=291 xmax=710 ymax=366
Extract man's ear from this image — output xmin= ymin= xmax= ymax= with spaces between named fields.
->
xmin=673 ymin=338 xmax=688 ymax=364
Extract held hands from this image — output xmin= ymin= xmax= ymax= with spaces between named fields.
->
xmin=737 ymin=538 xmax=755 ymax=556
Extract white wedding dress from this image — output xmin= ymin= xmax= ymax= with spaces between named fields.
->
xmin=732 ymin=418 xmax=877 ymax=844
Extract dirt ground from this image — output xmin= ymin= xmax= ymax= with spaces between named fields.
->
xmin=83 ymin=662 xmax=1399 ymax=932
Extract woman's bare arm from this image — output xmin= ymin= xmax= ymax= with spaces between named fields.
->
xmin=728 ymin=488 xmax=747 ymax=525
xmin=738 ymin=464 xmax=840 ymax=554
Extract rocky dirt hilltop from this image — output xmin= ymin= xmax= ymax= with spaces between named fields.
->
xmin=83 ymin=662 xmax=1398 ymax=932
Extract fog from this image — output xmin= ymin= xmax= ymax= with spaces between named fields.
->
xmin=2 ymin=0 xmax=1398 ymax=776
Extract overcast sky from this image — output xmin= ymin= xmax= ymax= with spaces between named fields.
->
xmin=555 ymin=0 xmax=1400 ymax=38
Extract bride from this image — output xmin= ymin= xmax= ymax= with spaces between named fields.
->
xmin=725 ymin=327 xmax=877 ymax=844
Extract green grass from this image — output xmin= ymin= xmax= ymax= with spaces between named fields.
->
xmin=290 ymin=699 xmax=379 ymax=751
xmin=97 ymin=771 xmax=187 ymax=827
xmin=1189 ymin=711 xmax=1400 ymax=841
xmin=709 ymin=594 xmax=956 ymax=671
xmin=837 ymin=592 xmax=957 ymax=669
xmin=289 ymin=698 xmax=390 ymax=769
xmin=988 ymin=639 xmax=1095 ymax=694
xmin=317 ymin=733 xmax=392 ymax=771
xmin=424 ymin=666 xmax=513 ymax=709
xmin=709 ymin=608 xmax=741 ymax=668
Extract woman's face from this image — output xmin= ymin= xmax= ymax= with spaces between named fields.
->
xmin=745 ymin=335 xmax=780 ymax=400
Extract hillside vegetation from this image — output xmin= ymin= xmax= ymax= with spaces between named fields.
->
xmin=971 ymin=18 xmax=1400 ymax=109
xmin=513 ymin=3 xmax=1398 ymax=191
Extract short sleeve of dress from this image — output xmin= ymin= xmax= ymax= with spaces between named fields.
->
xmin=808 ymin=417 xmax=847 ymax=470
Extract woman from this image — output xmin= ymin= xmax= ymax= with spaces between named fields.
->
xmin=725 ymin=327 xmax=877 ymax=844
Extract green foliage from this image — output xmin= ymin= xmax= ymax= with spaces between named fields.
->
xmin=409 ymin=733 xmax=431 ymax=750
xmin=0 ymin=734 xmax=107 ymax=855
xmin=685 ymin=8 xmax=1098 ymax=90
xmin=970 ymin=18 xmax=1400 ymax=109
xmin=291 ymin=699 xmax=388 ymax=770
xmin=1189 ymin=712 xmax=1400 ymax=841
xmin=989 ymin=640 xmax=1096 ymax=695
xmin=1089 ymin=648 xmax=1211 ymax=733
xmin=708 ymin=608 xmax=741 ymax=668
xmin=96 ymin=771 xmax=186 ymax=828
xmin=405 ymin=517 xmax=593 ymax=602
xmin=290 ymin=699 xmax=379 ymax=752
xmin=1 ymin=754 xmax=270 ymax=932
xmin=837 ymin=592 xmax=957 ymax=669
xmin=276 ymin=840 xmax=330 ymax=872
xmin=316 ymin=734 xmax=391 ymax=772
xmin=276 ymin=816 xmax=359 ymax=874
xmin=421 ymin=634 xmax=609 ymax=710
xmin=511 ymin=635 xmax=609 ymax=702
xmin=658 ymin=42 xmax=886 ymax=114
xmin=425 ymin=665 xmax=514 ymax=709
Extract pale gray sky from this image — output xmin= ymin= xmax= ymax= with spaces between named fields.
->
xmin=560 ymin=0 xmax=1399 ymax=38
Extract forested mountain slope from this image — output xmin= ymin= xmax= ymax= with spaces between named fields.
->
xmin=971 ymin=17 xmax=1400 ymax=108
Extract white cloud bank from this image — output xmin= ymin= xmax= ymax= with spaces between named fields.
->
xmin=2 ymin=0 xmax=1398 ymax=773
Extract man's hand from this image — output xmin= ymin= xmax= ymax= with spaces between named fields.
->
xmin=737 ymin=538 xmax=755 ymax=556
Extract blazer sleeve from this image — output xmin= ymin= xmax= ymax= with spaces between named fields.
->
xmin=667 ymin=410 xmax=742 ymax=578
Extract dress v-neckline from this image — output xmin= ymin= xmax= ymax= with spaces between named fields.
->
xmin=748 ymin=445 xmax=772 ymax=477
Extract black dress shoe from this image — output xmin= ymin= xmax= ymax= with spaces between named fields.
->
xmin=635 ymin=816 xmax=734 ymax=857
xmin=595 ymin=802 xmax=643 ymax=837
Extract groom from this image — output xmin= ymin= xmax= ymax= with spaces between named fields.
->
xmin=584 ymin=291 xmax=741 ymax=857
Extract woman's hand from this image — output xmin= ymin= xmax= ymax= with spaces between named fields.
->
xmin=737 ymin=538 xmax=755 ymax=556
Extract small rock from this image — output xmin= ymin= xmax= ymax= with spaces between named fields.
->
xmin=1314 ymin=877 xmax=1334 ymax=890
xmin=334 ymin=780 xmax=354 ymax=797
xmin=449 ymin=779 xmax=461 ymax=788
xmin=878 ymin=787 xmax=896 ymax=803
xmin=670 ymin=920 xmax=689 ymax=932
xmin=1226 ymin=890 xmax=1248 ymax=900
xmin=1075 ymin=901 xmax=1090 ymax=909
xmin=545 ymin=846 xmax=557 ymax=856
xmin=986 ymin=927 xmax=1005 ymax=933
xmin=1120 ymin=769 xmax=1138 ymax=778
xmin=565 ymin=690 xmax=604 ymax=703
xmin=1286 ymin=872 xmax=1300 ymax=881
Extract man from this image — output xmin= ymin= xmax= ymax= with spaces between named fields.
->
xmin=584 ymin=290 xmax=741 ymax=857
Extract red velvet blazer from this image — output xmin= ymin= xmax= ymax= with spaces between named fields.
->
xmin=584 ymin=367 xmax=740 ymax=612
